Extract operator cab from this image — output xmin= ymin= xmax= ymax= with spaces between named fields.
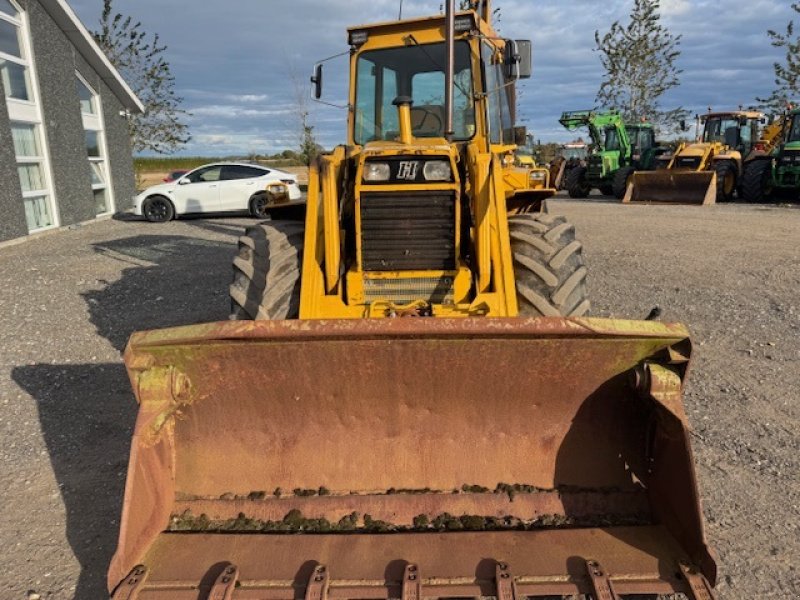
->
xmin=311 ymin=11 xmax=531 ymax=150
xmin=627 ymin=126 xmax=655 ymax=153
xmin=701 ymin=112 xmax=761 ymax=156
xmin=354 ymin=42 xmax=476 ymax=143
xmin=787 ymin=113 xmax=800 ymax=143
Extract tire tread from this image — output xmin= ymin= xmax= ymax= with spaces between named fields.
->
xmin=509 ymin=214 xmax=590 ymax=317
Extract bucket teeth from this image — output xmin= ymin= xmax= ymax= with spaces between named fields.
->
xmin=585 ymin=559 xmax=620 ymax=600
xmin=208 ymin=563 xmax=239 ymax=600
xmin=110 ymin=565 xmax=148 ymax=600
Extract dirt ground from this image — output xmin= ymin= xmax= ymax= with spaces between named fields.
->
xmin=0 ymin=197 xmax=797 ymax=599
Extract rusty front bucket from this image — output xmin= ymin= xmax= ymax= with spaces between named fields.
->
xmin=624 ymin=171 xmax=717 ymax=205
xmin=109 ymin=318 xmax=717 ymax=599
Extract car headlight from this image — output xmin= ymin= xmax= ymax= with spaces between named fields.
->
xmin=423 ymin=160 xmax=452 ymax=181
xmin=364 ymin=163 xmax=391 ymax=182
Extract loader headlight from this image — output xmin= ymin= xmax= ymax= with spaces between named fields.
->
xmin=530 ymin=171 xmax=546 ymax=181
xmin=364 ymin=163 xmax=391 ymax=182
xmin=423 ymin=160 xmax=452 ymax=181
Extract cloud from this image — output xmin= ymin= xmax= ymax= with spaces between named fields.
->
xmin=660 ymin=0 xmax=691 ymax=17
xmin=191 ymin=104 xmax=296 ymax=119
xmin=69 ymin=0 xmax=797 ymax=152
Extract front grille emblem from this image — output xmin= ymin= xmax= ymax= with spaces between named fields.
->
xmin=398 ymin=161 xmax=420 ymax=181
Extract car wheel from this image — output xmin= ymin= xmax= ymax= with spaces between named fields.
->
xmin=142 ymin=196 xmax=175 ymax=223
xmin=249 ymin=193 xmax=271 ymax=219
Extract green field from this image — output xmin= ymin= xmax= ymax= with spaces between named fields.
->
xmin=135 ymin=156 xmax=306 ymax=172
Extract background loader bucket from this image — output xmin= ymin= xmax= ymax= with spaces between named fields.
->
xmin=109 ymin=318 xmax=716 ymax=599
xmin=624 ymin=171 xmax=717 ymax=205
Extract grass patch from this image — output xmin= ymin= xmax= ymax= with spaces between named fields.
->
xmin=135 ymin=156 xmax=307 ymax=172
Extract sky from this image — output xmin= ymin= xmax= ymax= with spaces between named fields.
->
xmin=68 ymin=0 xmax=797 ymax=156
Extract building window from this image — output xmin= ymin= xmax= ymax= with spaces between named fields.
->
xmin=0 ymin=0 xmax=30 ymax=101
xmin=77 ymin=74 xmax=113 ymax=216
xmin=3 ymin=0 xmax=57 ymax=233
xmin=12 ymin=122 xmax=53 ymax=230
xmin=76 ymin=76 xmax=96 ymax=114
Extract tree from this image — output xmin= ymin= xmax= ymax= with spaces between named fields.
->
xmin=94 ymin=0 xmax=190 ymax=154
xmin=289 ymin=65 xmax=321 ymax=167
xmin=758 ymin=3 xmax=800 ymax=113
xmin=594 ymin=0 xmax=687 ymax=132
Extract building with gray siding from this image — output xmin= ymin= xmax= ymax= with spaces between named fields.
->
xmin=0 ymin=0 xmax=142 ymax=244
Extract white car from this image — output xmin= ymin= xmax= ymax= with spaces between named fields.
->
xmin=134 ymin=162 xmax=303 ymax=222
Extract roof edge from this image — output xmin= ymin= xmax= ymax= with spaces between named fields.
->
xmin=38 ymin=0 xmax=145 ymax=113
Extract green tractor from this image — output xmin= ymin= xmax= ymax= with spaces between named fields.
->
xmin=740 ymin=109 xmax=800 ymax=203
xmin=559 ymin=110 xmax=659 ymax=199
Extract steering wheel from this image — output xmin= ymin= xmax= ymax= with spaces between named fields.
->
xmin=414 ymin=108 xmax=444 ymax=137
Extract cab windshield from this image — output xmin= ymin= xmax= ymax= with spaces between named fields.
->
xmin=627 ymin=127 xmax=654 ymax=152
xmin=703 ymin=117 xmax=742 ymax=145
xmin=354 ymin=41 xmax=474 ymax=144
xmin=563 ymin=147 xmax=587 ymax=160
xmin=788 ymin=115 xmax=800 ymax=143
xmin=604 ymin=127 xmax=621 ymax=151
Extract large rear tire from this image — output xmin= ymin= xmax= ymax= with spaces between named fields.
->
xmin=566 ymin=166 xmax=591 ymax=198
xmin=229 ymin=221 xmax=304 ymax=320
xmin=613 ymin=166 xmax=635 ymax=199
xmin=509 ymin=213 xmax=590 ymax=317
xmin=739 ymin=159 xmax=774 ymax=203
xmin=715 ymin=160 xmax=737 ymax=202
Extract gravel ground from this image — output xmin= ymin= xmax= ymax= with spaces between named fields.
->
xmin=0 ymin=199 xmax=798 ymax=599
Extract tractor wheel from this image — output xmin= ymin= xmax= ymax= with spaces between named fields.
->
xmin=566 ymin=166 xmax=591 ymax=198
xmin=229 ymin=221 xmax=304 ymax=320
xmin=509 ymin=213 xmax=590 ymax=317
xmin=715 ymin=160 xmax=737 ymax=202
xmin=739 ymin=159 xmax=774 ymax=203
xmin=613 ymin=166 xmax=635 ymax=199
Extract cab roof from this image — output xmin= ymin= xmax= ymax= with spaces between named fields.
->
xmin=703 ymin=111 xmax=764 ymax=120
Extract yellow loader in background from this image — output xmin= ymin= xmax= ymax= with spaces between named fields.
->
xmin=108 ymin=2 xmax=718 ymax=599
xmin=625 ymin=110 xmax=764 ymax=205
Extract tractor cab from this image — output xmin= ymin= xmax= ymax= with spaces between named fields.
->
xmin=626 ymin=123 xmax=658 ymax=169
xmin=701 ymin=111 xmax=761 ymax=157
xmin=785 ymin=111 xmax=800 ymax=144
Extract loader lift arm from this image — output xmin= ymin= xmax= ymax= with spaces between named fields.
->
xmin=558 ymin=110 xmax=633 ymax=160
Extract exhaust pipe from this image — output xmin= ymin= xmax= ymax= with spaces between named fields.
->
xmin=445 ymin=0 xmax=455 ymax=141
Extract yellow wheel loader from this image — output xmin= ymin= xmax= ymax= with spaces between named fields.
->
xmin=108 ymin=3 xmax=718 ymax=599
xmin=625 ymin=110 xmax=763 ymax=205
xmin=513 ymin=134 xmax=555 ymax=197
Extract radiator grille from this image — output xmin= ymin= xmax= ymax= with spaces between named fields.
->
xmin=360 ymin=192 xmax=456 ymax=271
xmin=363 ymin=276 xmax=455 ymax=305
xmin=587 ymin=156 xmax=604 ymax=178
xmin=675 ymin=156 xmax=702 ymax=170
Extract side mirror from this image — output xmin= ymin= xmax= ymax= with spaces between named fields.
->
xmin=178 ymin=178 xmax=190 ymax=185
xmin=311 ymin=64 xmax=323 ymax=100
xmin=514 ymin=126 xmax=527 ymax=146
xmin=505 ymin=40 xmax=532 ymax=80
